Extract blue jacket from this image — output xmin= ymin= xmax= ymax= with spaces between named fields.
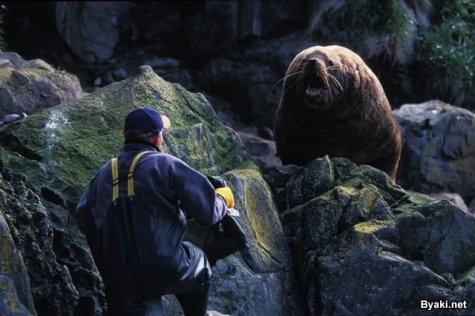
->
xmin=75 ymin=142 xmax=227 ymax=308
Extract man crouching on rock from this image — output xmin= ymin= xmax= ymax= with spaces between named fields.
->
xmin=75 ymin=106 xmax=234 ymax=315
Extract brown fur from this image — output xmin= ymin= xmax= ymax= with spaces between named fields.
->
xmin=274 ymin=45 xmax=401 ymax=181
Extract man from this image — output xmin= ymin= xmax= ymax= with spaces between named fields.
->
xmin=75 ymin=106 xmax=234 ymax=315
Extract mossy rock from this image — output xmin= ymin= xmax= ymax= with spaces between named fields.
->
xmin=0 ymin=65 xmax=251 ymax=209
xmin=279 ymin=156 xmax=475 ymax=315
xmin=0 ymin=65 xmax=299 ymax=315
xmin=0 ymin=189 xmax=35 ymax=315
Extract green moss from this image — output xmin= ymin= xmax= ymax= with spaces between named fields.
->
xmin=353 ymin=220 xmax=391 ymax=234
xmin=238 ymin=169 xmax=277 ymax=249
xmin=0 ymin=69 xmax=252 ymax=209
xmin=361 ymin=186 xmax=384 ymax=211
xmin=328 ymin=184 xmax=388 ymax=216
xmin=226 ymin=168 xmax=287 ymax=268
xmin=0 ymin=228 xmax=14 ymax=276
xmin=391 ymin=192 xmax=435 ymax=214
xmin=0 ymin=212 xmax=28 ymax=313
xmin=414 ymin=0 xmax=475 ymax=105
xmin=0 ymin=276 xmax=19 ymax=311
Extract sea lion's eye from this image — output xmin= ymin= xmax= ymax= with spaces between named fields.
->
xmin=328 ymin=60 xmax=334 ymax=67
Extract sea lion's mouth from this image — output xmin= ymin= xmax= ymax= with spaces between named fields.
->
xmin=305 ymin=84 xmax=322 ymax=97
xmin=304 ymin=78 xmax=325 ymax=101
xmin=301 ymin=59 xmax=338 ymax=109
xmin=302 ymin=77 xmax=333 ymax=109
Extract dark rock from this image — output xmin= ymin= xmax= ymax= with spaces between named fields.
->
xmin=279 ymin=156 xmax=475 ymax=315
xmin=396 ymin=199 xmax=475 ymax=275
xmin=263 ymin=164 xmax=302 ymax=191
xmin=0 ymin=179 xmax=36 ymax=315
xmin=427 ymin=192 xmax=469 ymax=212
xmin=283 ymin=156 xmax=338 ymax=210
xmin=237 ymin=129 xmax=275 ymax=157
xmin=55 ymin=2 xmax=130 ymax=63
xmin=180 ymin=1 xmax=309 ymax=64
xmin=112 ymin=68 xmax=127 ymax=81
xmin=257 ymin=127 xmax=274 ymax=140
xmin=394 ymin=100 xmax=475 ymax=202
xmin=0 ymin=174 xmax=104 ymax=315
xmin=236 ymin=129 xmax=281 ymax=169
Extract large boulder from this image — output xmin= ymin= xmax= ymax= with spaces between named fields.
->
xmin=265 ymin=157 xmax=475 ymax=315
xmin=0 ymin=52 xmax=83 ymax=117
xmin=394 ymin=100 xmax=475 ymax=203
xmin=0 ymin=65 xmax=302 ymax=315
xmin=55 ymin=2 xmax=130 ymax=63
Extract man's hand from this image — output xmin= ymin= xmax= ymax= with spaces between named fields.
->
xmin=216 ymin=187 xmax=234 ymax=209
xmin=208 ymin=175 xmax=234 ymax=208
xmin=207 ymin=175 xmax=226 ymax=188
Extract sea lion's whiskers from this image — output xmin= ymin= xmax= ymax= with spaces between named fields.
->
xmin=267 ymin=71 xmax=303 ymax=107
xmin=283 ymin=78 xmax=300 ymax=95
xmin=328 ymin=73 xmax=343 ymax=92
xmin=284 ymin=70 xmax=303 ymax=79
xmin=273 ymin=71 xmax=303 ymax=89
xmin=267 ymin=70 xmax=303 ymax=100
xmin=324 ymin=76 xmax=333 ymax=102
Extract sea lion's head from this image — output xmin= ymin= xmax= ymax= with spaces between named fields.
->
xmin=284 ymin=46 xmax=364 ymax=110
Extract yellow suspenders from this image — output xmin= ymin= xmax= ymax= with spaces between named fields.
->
xmin=111 ymin=151 xmax=150 ymax=202
xmin=111 ymin=158 xmax=120 ymax=201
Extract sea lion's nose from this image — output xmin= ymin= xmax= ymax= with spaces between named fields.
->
xmin=306 ymin=59 xmax=317 ymax=67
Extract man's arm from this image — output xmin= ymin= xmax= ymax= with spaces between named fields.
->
xmin=170 ymin=159 xmax=227 ymax=225
xmin=75 ymin=185 xmax=97 ymax=237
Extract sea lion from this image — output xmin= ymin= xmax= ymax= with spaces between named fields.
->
xmin=274 ymin=45 xmax=401 ymax=181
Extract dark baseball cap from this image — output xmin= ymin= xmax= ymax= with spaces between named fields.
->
xmin=123 ymin=106 xmax=171 ymax=134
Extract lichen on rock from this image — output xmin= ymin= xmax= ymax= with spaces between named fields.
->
xmin=269 ymin=156 xmax=475 ymax=315
xmin=0 ymin=177 xmax=36 ymax=315
xmin=0 ymin=66 xmax=300 ymax=315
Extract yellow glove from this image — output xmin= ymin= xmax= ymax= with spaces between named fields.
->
xmin=216 ymin=187 xmax=235 ymax=208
